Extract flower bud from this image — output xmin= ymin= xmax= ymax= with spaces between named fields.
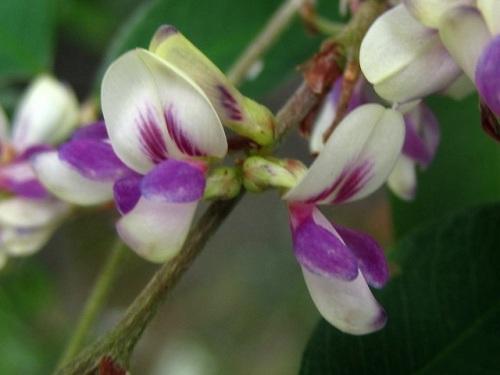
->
xmin=149 ymin=25 xmax=276 ymax=146
xmin=203 ymin=166 xmax=242 ymax=200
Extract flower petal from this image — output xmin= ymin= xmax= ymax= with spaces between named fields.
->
xmin=476 ymin=35 xmax=500 ymax=115
xmin=0 ymin=161 xmax=48 ymax=198
xmin=0 ymin=225 xmax=57 ymax=256
xmin=11 ymin=75 xmax=79 ymax=152
xmin=59 ymin=139 xmax=135 ymax=182
xmin=149 ymin=25 xmax=275 ymax=146
xmin=439 ymin=6 xmax=492 ymax=81
xmin=360 ymin=4 xmax=461 ymax=103
xmin=284 ymin=104 xmax=405 ymax=205
xmin=0 ymin=197 xmax=69 ymax=228
xmin=402 ymin=102 xmax=440 ymax=168
xmin=289 ymin=204 xmax=358 ymax=280
xmin=70 ymin=121 xmax=109 ymax=141
xmin=114 ymin=175 xmax=142 ymax=215
xmin=477 ymin=0 xmax=500 ymax=35
xmin=387 ymin=155 xmax=417 ymax=200
xmin=302 ymin=267 xmax=387 ymax=335
xmin=101 ymin=49 xmax=227 ymax=174
xmin=116 ymin=197 xmax=198 ymax=263
xmin=32 ymin=151 xmax=114 ymax=205
xmin=403 ymin=0 xmax=474 ymax=28
xmin=333 ymin=225 xmax=389 ymax=288
xmin=141 ymin=159 xmax=206 ymax=203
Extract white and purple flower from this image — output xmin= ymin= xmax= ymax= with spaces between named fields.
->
xmin=0 ymin=75 xmax=79 ymax=264
xmin=33 ymin=48 xmax=228 ymax=263
xmin=360 ymin=0 xmax=500 ymax=115
xmin=283 ymin=103 xmax=405 ymax=334
xmin=310 ymin=76 xmax=440 ymax=200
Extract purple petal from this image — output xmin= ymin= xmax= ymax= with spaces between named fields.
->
xmin=334 ymin=225 xmax=389 ymax=288
xmin=141 ymin=159 xmax=206 ymax=203
xmin=8 ymin=179 xmax=48 ymax=199
xmin=59 ymin=139 xmax=134 ymax=182
xmin=114 ymin=175 xmax=142 ymax=215
xmin=476 ymin=35 xmax=500 ymax=116
xmin=0 ymin=161 xmax=48 ymax=198
xmin=70 ymin=121 xmax=109 ymax=141
xmin=18 ymin=144 xmax=54 ymax=161
xmin=402 ymin=103 xmax=440 ymax=168
xmin=290 ymin=206 xmax=358 ymax=280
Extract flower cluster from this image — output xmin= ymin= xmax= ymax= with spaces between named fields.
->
xmin=0 ymin=76 xmax=79 ymax=267
xmin=360 ymin=0 xmax=499 ymax=114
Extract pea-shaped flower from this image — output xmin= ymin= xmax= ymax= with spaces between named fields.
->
xmin=0 ymin=76 xmax=79 ymax=266
xmin=34 ymin=49 xmax=228 ymax=263
xmin=284 ymin=104 xmax=405 ymax=334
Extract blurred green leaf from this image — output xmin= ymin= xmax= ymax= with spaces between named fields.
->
xmin=0 ymin=0 xmax=55 ymax=83
xmin=391 ymin=94 xmax=500 ymax=237
xmin=0 ymin=261 xmax=58 ymax=374
xmin=95 ymin=0 xmax=339 ymax=98
xmin=300 ymin=203 xmax=500 ymax=374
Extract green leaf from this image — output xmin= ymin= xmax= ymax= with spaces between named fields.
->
xmin=95 ymin=0 xmax=338 ymax=97
xmin=300 ymin=203 xmax=500 ymax=374
xmin=390 ymin=94 xmax=500 ymax=237
xmin=0 ymin=0 xmax=55 ymax=83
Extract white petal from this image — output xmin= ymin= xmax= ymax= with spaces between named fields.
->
xmin=284 ymin=104 xmax=405 ymax=204
xmin=101 ymin=49 xmax=227 ymax=174
xmin=11 ymin=75 xmax=79 ymax=152
xmin=302 ymin=267 xmax=387 ymax=335
xmin=31 ymin=151 xmax=114 ymax=205
xmin=403 ymin=0 xmax=474 ymax=28
xmin=360 ymin=4 xmax=461 ymax=103
xmin=0 ymin=197 xmax=70 ymax=228
xmin=117 ymin=197 xmax=198 ymax=263
xmin=439 ymin=74 xmax=476 ymax=99
xmin=0 ymin=225 xmax=56 ymax=256
xmin=386 ymin=155 xmax=417 ymax=201
xmin=477 ymin=0 xmax=500 ymax=35
xmin=439 ymin=6 xmax=492 ymax=81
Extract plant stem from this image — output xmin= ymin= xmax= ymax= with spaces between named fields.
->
xmin=226 ymin=0 xmax=304 ymax=86
xmin=56 ymin=239 xmax=128 ymax=369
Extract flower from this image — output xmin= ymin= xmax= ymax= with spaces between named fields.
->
xmin=0 ymin=75 xmax=79 ymax=265
xmin=33 ymin=47 xmax=228 ymax=263
xmin=283 ymin=104 xmax=405 ymax=334
xmin=310 ymin=76 xmax=439 ymax=200
xmin=359 ymin=1 xmax=500 ymax=115
xmin=243 ymin=104 xmax=405 ymax=334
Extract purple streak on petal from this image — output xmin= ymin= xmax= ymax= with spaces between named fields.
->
xmin=141 ymin=159 xmax=206 ymax=203
xmin=59 ymin=139 xmax=135 ymax=182
xmin=476 ymin=35 xmax=500 ymax=116
xmin=114 ymin=175 xmax=142 ymax=215
xmin=165 ymin=104 xmax=205 ymax=157
xmin=307 ymin=159 xmax=375 ymax=205
xmin=154 ymin=25 xmax=179 ymax=39
xmin=291 ymin=212 xmax=358 ymax=280
xmin=402 ymin=105 xmax=440 ymax=168
xmin=137 ymin=105 xmax=169 ymax=164
xmin=334 ymin=225 xmax=389 ymax=288
xmin=71 ymin=121 xmax=108 ymax=141
xmin=217 ymin=85 xmax=243 ymax=121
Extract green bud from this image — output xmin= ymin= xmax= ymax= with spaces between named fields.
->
xmin=203 ymin=166 xmax=242 ymax=200
xmin=242 ymin=156 xmax=307 ymax=193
